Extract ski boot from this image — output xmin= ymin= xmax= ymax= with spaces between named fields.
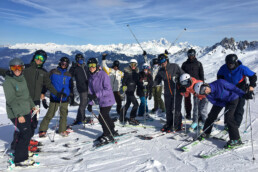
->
xmin=161 ymin=124 xmax=170 ymax=133
xmin=38 ymin=131 xmax=46 ymax=138
xmin=15 ymin=159 xmax=35 ymax=167
xmin=60 ymin=131 xmax=69 ymax=137
xmin=189 ymin=122 xmax=198 ymax=132
xmin=72 ymin=120 xmax=83 ymax=125
xmin=128 ymin=118 xmax=140 ymax=125
xmin=198 ymin=122 xmax=204 ymax=132
xmin=224 ymin=139 xmax=243 ymax=149
xmin=29 ymin=139 xmax=43 ymax=146
xmin=28 ymin=145 xmax=41 ymax=152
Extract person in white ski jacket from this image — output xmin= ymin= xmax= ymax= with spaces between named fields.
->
xmin=101 ymin=54 xmax=124 ymax=115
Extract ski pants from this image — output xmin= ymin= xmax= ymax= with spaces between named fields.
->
xmin=120 ymin=94 xmax=139 ymax=119
xmin=99 ymin=106 xmax=115 ymax=136
xmin=152 ymin=86 xmax=165 ymax=111
xmin=233 ymin=96 xmax=245 ymax=127
xmin=184 ymin=94 xmax=192 ymax=117
xmin=138 ymin=96 xmax=148 ymax=116
xmin=203 ymin=98 xmax=240 ymax=140
xmin=39 ymin=101 xmax=69 ymax=133
xmin=11 ymin=114 xmax=31 ymax=163
xmin=164 ymin=93 xmax=183 ymax=130
xmin=113 ymin=91 xmax=122 ymax=114
xmin=192 ymin=97 xmax=208 ymax=123
xmin=76 ymin=92 xmax=88 ymax=122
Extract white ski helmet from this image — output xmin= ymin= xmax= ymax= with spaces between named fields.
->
xmin=180 ymin=73 xmax=191 ymax=87
xmin=194 ymin=82 xmax=204 ymax=94
xmin=130 ymin=59 xmax=138 ymax=64
xmin=142 ymin=63 xmax=150 ymax=69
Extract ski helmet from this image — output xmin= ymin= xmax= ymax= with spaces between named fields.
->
xmin=75 ymin=53 xmax=84 ymax=62
xmin=113 ymin=60 xmax=120 ymax=68
xmin=59 ymin=57 xmax=70 ymax=68
xmin=9 ymin=58 xmax=24 ymax=66
xmin=152 ymin=58 xmax=159 ymax=65
xmin=33 ymin=50 xmax=47 ymax=62
xmin=87 ymin=58 xmax=98 ymax=65
xmin=187 ymin=49 xmax=196 ymax=57
xmin=158 ymin=53 xmax=168 ymax=64
xmin=130 ymin=59 xmax=138 ymax=64
xmin=225 ymin=54 xmax=238 ymax=64
xmin=194 ymin=82 xmax=203 ymax=95
xmin=142 ymin=63 xmax=150 ymax=70
xmin=180 ymin=73 xmax=191 ymax=87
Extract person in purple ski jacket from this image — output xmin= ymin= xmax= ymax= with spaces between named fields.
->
xmin=194 ymin=79 xmax=249 ymax=148
xmin=87 ymin=58 xmax=118 ymax=144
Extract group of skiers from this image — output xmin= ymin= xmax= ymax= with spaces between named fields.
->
xmin=0 ymin=48 xmax=257 ymax=167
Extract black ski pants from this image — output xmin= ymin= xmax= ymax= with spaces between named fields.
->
xmin=164 ymin=93 xmax=183 ymax=130
xmin=76 ymin=92 xmax=88 ymax=122
xmin=99 ymin=106 xmax=115 ymax=136
xmin=120 ymin=94 xmax=139 ymax=119
xmin=203 ymin=98 xmax=240 ymax=140
xmin=113 ymin=91 xmax=122 ymax=114
xmin=11 ymin=114 xmax=31 ymax=163
xmin=234 ymin=96 xmax=245 ymax=127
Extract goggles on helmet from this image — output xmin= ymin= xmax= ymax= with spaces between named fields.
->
xmin=34 ymin=55 xmax=45 ymax=62
xmin=10 ymin=65 xmax=24 ymax=71
xmin=88 ymin=63 xmax=97 ymax=68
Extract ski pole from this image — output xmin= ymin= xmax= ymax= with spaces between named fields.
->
xmin=167 ymin=28 xmax=187 ymax=52
xmin=92 ymin=102 xmax=116 ymax=142
xmin=172 ymin=76 xmax=177 ymax=132
xmin=182 ymin=96 xmax=187 ymax=134
xmin=126 ymin=24 xmax=144 ymax=52
xmin=122 ymin=92 xmax=126 ymax=127
xmin=244 ymin=100 xmax=249 ymax=133
xmin=144 ymin=85 xmax=147 ymax=129
xmin=248 ymin=100 xmax=255 ymax=161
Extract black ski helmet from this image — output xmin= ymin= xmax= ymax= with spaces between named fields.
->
xmin=59 ymin=57 xmax=70 ymax=68
xmin=158 ymin=53 xmax=168 ymax=64
xmin=152 ymin=58 xmax=159 ymax=65
xmin=9 ymin=58 xmax=24 ymax=66
xmin=187 ymin=49 xmax=196 ymax=57
xmin=87 ymin=58 xmax=98 ymax=65
xmin=225 ymin=54 xmax=238 ymax=64
xmin=113 ymin=60 xmax=120 ymax=68
xmin=33 ymin=50 xmax=47 ymax=62
xmin=75 ymin=53 xmax=84 ymax=62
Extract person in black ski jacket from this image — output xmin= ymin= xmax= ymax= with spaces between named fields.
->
xmin=120 ymin=59 xmax=140 ymax=125
xmin=69 ymin=53 xmax=90 ymax=125
xmin=154 ymin=53 xmax=185 ymax=132
xmin=181 ymin=48 xmax=204 ymax=120
xmin=217 ymin=54 xmax=257 ymax=128
xmin=137 ymin=63 xmax=153 ymax=116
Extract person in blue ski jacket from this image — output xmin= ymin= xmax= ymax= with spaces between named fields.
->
xmin=194 ymin=79 xmax=250 ymax=148
xmin=217 ymin=54 xmax=257 ymax=127
xmin=39 ymin=57 xmax=73 ymax=137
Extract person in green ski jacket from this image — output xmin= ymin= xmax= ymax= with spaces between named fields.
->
xmin=3 ymin=58 xmax=37 ymax=167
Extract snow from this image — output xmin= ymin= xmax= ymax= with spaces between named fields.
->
xmin=0 ymin=46 xmax=258 ymax=172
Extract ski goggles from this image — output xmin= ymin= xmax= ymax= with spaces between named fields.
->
xmin=143 ymin=66 xmax=150 ymax=69
xmin=60 ymin=61 xmax=68 ymax=67
xmin=227 ymin=63 xmax=236 ymax=70
xmin=180 ymin=79 xmax=190 ymax=87
xmin=34 ymin=55 xmax=46 ymax=62
xmin=199 ymin=85 xmax=208 ymax=95
xmin=159 ymin=58 xmax=166 ymax=64
xmin=187 ymin=52 xmax=195 ymax=57
xmin=130 ymin=63 xmax=137 ymax=67
xmin=10 ymin=65 xmax=24 ymax=71
xmin=88 ymin=63 xmax=97 ymax=68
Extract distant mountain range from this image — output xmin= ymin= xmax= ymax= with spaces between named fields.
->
xmin=0 ymin=37 xmax=258 ymax=72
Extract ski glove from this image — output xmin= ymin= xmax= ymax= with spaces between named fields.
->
xmin=148 ymin=93 xmax=152 ymax=100
xmin=143 ymin=50 xmax=147 ymax=56
xmin=243 ymin=91 xmax=254 ymax=100
xmin=87 ymin=105 xmax=92 ymax=112
xmin=102 ymin=53 xmax=108 ymax=60
xmin=122 ymin=86 xmax=127 ymax=92
xmin=143 ymin=81 xmax=148 ymax=86
xmin=179 ymin=87 xmax=186 ymax=93
xmin=42 ymin=99 xmax=49 ymax=109
xmin=88 ymin=94 xmax=97 ymax=101
xmin=165 ymin=49 xmax=169 ymax=55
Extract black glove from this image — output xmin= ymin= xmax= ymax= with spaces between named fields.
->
xmin=143 ymin=50 xmax=147 ymax=56
xmin=243 ymin=91 xmax=254 ymax=100
xmin=179 ymin=87 xmax=186 ymax=93
xmin=88 ymin=94 xmax=97 ymax=101
xmin=165 ymin=49 xmax=169 ymax=55
xmin=57 ymin=92 xmax=67 ymax=98
xmin=87 ymin=105 xmax=92 ymax=112
xmin=148 ymin=93 xmax=152 ymax=100
xmin=102 ymin=53 xmax=108 ymax=60
xmin=42 ymin=99 xmax=49 ymax=109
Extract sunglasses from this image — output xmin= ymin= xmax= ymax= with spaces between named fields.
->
xmin=34 ymin=55 xmax=45 ymax=62
xmin=10 ymin=65 xmax=24 ymax=71
xmin=61 ymin=61 xmax=68 ymax=67
xmin=187 ymin=52 xmax=195 ymax=57
xmin=88 ymin=63 xmax=97 ymax=68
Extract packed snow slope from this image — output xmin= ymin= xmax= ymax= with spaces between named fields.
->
xmin=0 ymin=38 xmax=258 ymax=171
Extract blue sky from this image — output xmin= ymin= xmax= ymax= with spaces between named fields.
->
xmin=0 ymin=0 xmax=258 ymax=46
